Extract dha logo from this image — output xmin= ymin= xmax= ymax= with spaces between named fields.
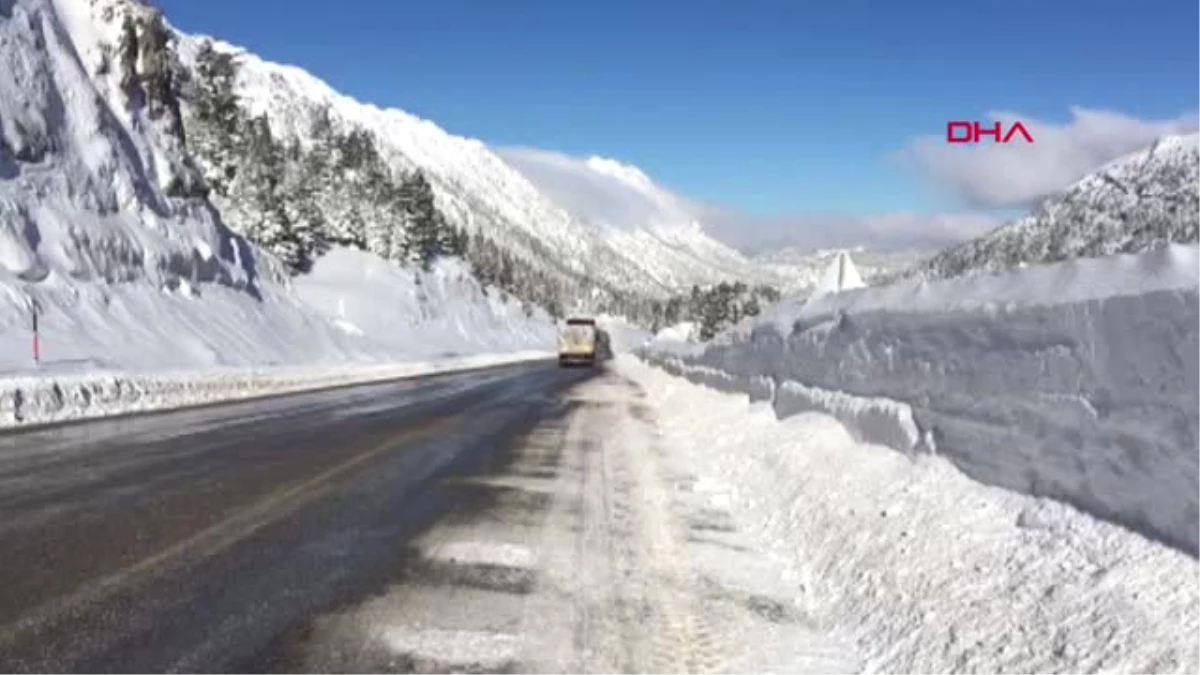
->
xmin=946 ymin=120 xmax=1035 ymax=144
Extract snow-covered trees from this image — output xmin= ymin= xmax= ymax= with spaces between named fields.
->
xmin=188 ymin=41 xmax=242 ymax=196
xmin=237 ymin=114 xmax=310 ymax=272
xmin=181 ymin=41 xmax=736 ymax=325
xmin=641 ymin=282 xmax=780 ymax=339
xmin=398 ymin=170 xmax=467 ymax=270
xmin=112 ymin=7 xmax=199 ymax=197
xmin=909 ymin=135 xmax=1199 ymax=282
xmin=401 ymin=170 xmax=440 ymax=270
xmin=183 ymin=42 xmax=469 ymax=276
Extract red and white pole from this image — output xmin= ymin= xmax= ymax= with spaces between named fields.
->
xmin=31 ymin=301 xmax=39 ymax=366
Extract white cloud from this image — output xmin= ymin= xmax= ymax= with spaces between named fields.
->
xmin=494 ymin=145 xmax=1004 ymax=254
xmin=493 ymin=146 xmax=692 ymax=235
xmin=696 ymin=206 xmax=1005 ymax=254
xmin=900 ymin=106 xmax=1199 ymax=208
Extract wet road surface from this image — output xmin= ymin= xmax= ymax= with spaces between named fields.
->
xmin=0 ymin=360 xmax=856 ymax=673
xmin=0 ymin=359 xmax=592 ymax=672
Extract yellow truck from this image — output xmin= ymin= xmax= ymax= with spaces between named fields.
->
xmin=558 ymin=317 xmax=598 ymax=367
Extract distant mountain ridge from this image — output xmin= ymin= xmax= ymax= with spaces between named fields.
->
xmin=908 ymin=133 xmax=1199 ymax=281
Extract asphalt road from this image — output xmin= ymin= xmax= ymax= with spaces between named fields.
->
xmin=0 ymin=359 xmax=596 ymax=673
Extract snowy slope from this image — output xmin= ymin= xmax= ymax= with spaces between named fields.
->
xmin=911 ymin=134 xmax=1199 ymax=281
xmin=0 ymin=0 xmax=293 ymax=368
xmin=0 ymin=0 xmax=552 ymax=379
xmin=0 ymin=0 xmax=236 ymax=290
xmin=639 ymin=244 xmax=1200 ymax=556
xmin=170 ymin=34 xmax=757 ymax=298
xmin=294 ymin=248 xmax=556 ymax=358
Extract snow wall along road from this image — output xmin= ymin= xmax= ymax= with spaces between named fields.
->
xmin=639 ymin=245 xmax=1200 ymax=556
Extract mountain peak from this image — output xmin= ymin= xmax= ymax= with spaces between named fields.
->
xmin=910 ymin=132 xmax=1199 ymax=281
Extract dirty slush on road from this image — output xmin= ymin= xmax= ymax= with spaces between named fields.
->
xmin=254 ymin=371 xmax=855 ymax=674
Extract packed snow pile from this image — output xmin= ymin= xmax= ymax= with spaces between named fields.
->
xmin=638 ymin=244 xmax=1200 ymax=555
xmin=621 ymin=356 xmax=1199 ymax=673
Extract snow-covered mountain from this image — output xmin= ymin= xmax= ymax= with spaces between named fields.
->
xmin=909 ymin=134 xmax=1199 ymax=281
xmin=0 ymin=0 xmax=552 ymax=372
xmin=493 ymin=148 xmax=772 ymax=289
xmin=0 ymin=0 xmax=259 ymax=292
xmin=0 ymin=0 xmax=816 ymax=371
xmin=169 ymin=31 xmax=763 ymax=299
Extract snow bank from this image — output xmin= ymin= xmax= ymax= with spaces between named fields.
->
xmin=774 ymin=380 xmax=922 ymax=453
xmin=0 ymin=351 xmax=547 ymax=429
xmin=638 ymin=245 xmax=1200 ymax=555
xmin=622 ymin=355 xmax=1199 ymax=673
xmin=658 ymin=356 xmax=925 ymax=451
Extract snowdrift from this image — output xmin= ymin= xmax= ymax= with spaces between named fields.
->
xmin=639 ymin=245 xmax=1200 ymax=555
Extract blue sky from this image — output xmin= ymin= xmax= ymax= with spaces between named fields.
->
xmin=159 ymin=0 xmax=1198 ymax=219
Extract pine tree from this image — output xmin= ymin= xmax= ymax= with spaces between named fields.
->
xmin=140 ymin=12 xmax=176 ymax=124
xmin=188 ymin=40 xmax=244 ymax=196
xmin=281 ymin=142 xmax=327 ymax=272
xmin=450 ymin=225 xmax=470 ymax=257
xmin=401 ymin=170 xmax=443 ymax=270
xmin=236 ymin=115 xmax=306 ymax=272
xmin=497 ymin=250 xmax=515 ymax=289
xmin=309 ymin=105 xmax=335 ymax=153
xmin=469 ymin=236 xmax=499 ymax=287
xmin=743 ymin=294 xmax=761 ymax=318
xmin=117 ymin=14 xmax=141 ymax=106
xmin=437 ymin=215 xmax=467 ymax=258
xmin=361 ymin=160 xmax=394 ymax=258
